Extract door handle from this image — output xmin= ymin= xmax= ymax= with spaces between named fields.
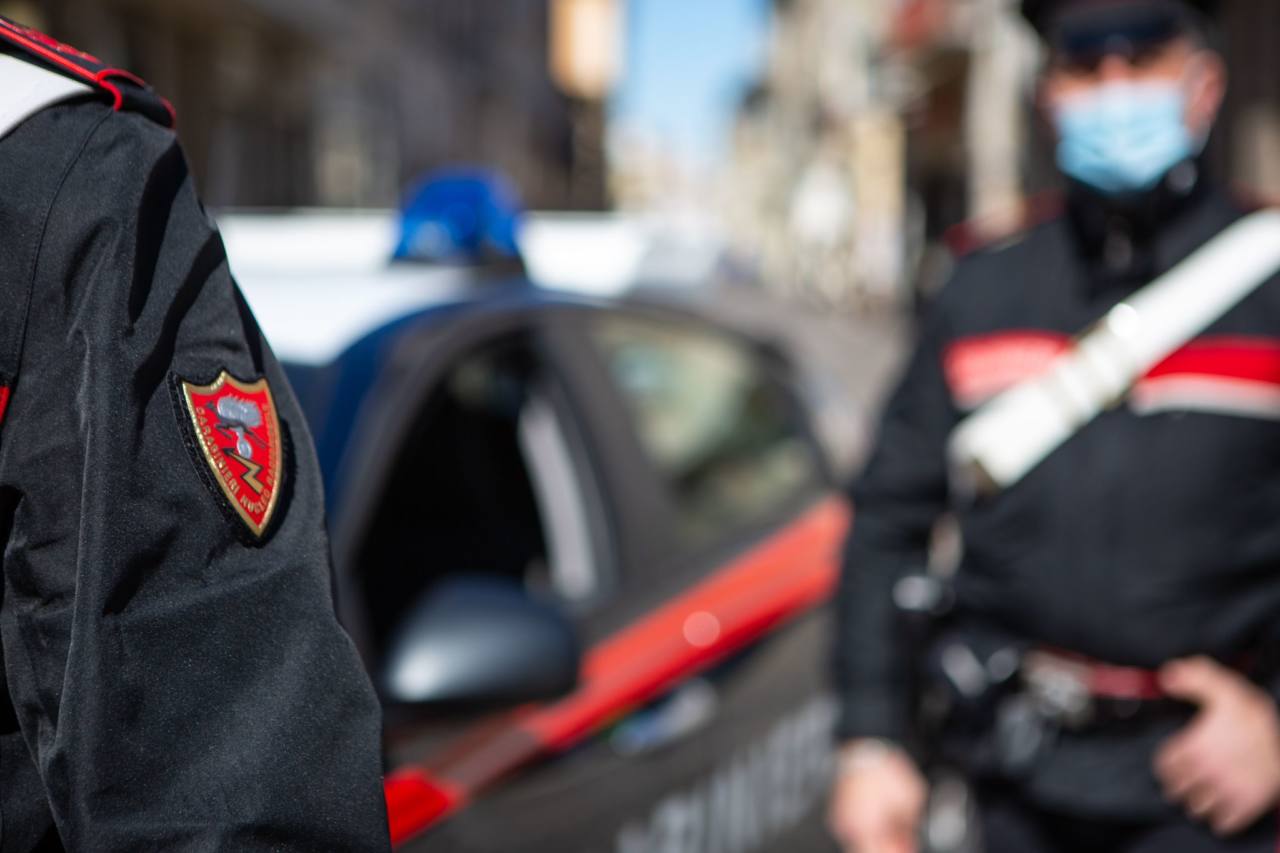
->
xmin=609 ymin=679 xmax=719 ymax=757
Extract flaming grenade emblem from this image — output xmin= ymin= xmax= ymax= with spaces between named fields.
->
xmin=181 ymin=372 xmax=283 ymax=538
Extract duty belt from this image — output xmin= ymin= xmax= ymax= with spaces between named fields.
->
xmin=969 ymin=647 xmax=1207 ymax=779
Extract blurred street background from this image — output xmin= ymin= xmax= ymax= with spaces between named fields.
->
xmin=7 ymin=3 xmax=1280 ymax=850
xmin=3 ymin=0 xmax=1278 ymax=470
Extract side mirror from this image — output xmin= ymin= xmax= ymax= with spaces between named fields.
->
xmin=378 ymin=575 xmax=580 ymax=708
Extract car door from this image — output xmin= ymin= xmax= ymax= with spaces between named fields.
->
xmin=322 ymin=299 xmax=616 ymax=682
xmin=392 ymin=304 xmax=851 ymax=853
xmin=550 ymin=306 xmax=848 ymax=853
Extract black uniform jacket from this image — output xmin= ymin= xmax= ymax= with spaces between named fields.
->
xmin=0 ymin=52 xmax=390 ymax=851
xmin=835 ymin=166 xmax=1280 ymax=818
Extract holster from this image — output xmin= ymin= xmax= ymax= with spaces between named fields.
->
xmin=894 ymin=574 xmax=1046 ymax=780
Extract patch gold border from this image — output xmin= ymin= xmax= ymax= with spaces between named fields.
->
xmin=181 ymin=372 xmax=283 ymax=538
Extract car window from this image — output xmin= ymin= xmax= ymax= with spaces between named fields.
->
xmin=355 ymin=334 xmax=607 ymax=654
xmin=589 ymin=316 xmax=822 ymax=545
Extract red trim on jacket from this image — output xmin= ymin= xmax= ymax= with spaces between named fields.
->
xmin=943 ymin=331 xmax=1071 ymax=409
xmin=1132 ymin=337 xmax=1280 ymax=418
xmin=0 ymin=386 xmax=9 ymax=426
xmin=944 ymin=332 xmax=1280 ymax=411
xmin=1145 ymin=337 xmax=1280 ymax=385
xmin=0 ymin=18 xmax=176 ymax=128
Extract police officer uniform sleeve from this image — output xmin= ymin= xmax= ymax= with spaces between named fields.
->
xmin=833 ymin=294 xmax=958 ymax=745
xmin=0 ymin=101 xmax=391 ymax=849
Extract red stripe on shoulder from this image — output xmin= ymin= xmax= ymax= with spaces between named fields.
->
xmin=0 ymin=17 xmax=176 ymax=128
xmin=0 ymin=17 xmax=99 ymax=62
xmin=0 ymin=18 xmax=100 ymax=86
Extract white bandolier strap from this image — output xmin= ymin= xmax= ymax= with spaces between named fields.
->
xmin=0 ymin=51 xmax=92 ymax=141
xmin=949 ymin=209 xmax=1280 ymax=497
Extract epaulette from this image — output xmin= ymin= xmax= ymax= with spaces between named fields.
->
xmin=943 ymin=192 xmax=1063 ymax=258
xmin=0 ymin=16 xmax=175 ymax=128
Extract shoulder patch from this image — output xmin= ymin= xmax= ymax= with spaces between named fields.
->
xmin=178 ymin=371 xmax=284 ymax=540
xmin=0 ymin=16 xmax=175 ymax=127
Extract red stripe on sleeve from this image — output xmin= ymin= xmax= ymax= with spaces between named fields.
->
xmin=0 ymin=386 xmax=10 ymax=425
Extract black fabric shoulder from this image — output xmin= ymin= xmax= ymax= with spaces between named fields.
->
xmin=33 ymin=100 xmax=187 ymax=306
xmin=946 ymin=215 xmax=1067 ymax=296
xmin=0 ymin=99 xmax=112 ymax=390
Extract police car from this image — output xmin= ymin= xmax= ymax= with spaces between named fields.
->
xmin=221 ymin=186 xmax=851 ymax=852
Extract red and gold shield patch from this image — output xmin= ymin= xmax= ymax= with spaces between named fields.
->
xmin=180 ymin=372 xmax=283 ymax=538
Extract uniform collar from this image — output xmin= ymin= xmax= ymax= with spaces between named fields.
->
xmin=1065 ymin=156 xmax=1217 ymax=294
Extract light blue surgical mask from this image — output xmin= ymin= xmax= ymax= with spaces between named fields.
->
xmin=1053 ymin=80 xmax=1204 ymax=195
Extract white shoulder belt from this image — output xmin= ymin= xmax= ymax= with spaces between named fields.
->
xmin=949 ymin=208 xmax=1280 ymax=497
xmin=0 ymin=52 xmax=92 ymax=141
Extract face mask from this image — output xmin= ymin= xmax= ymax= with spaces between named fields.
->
xmin=1052 ymin=79 xmax=1204 ymax=195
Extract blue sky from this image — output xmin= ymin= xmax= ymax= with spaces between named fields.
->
xmin=610 ymin=0 xmax=772 ymax=167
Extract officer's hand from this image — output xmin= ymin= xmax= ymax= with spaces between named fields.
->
xmin=1155 ymin=656 xmax=1280 ymax=836
xmin=827 ymin=739 xmax=927 ymax=853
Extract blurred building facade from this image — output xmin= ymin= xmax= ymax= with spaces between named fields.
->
xmin=1 ymin=0 xmax=608 ymax=209
xmin=723 ymin=0 xmax=1015 ymax=308
xmin=725 ymin=0 xmax=1280 ymax=310
xmin=1 ymin=0 xmax=1274 ymax=249
xmin=1218 ymin=2 xmax=1280 ymax=198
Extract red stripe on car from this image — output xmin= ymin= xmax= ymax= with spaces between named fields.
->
xmin=384 ymin=496 xmax=851 ymax=846
xmin=384 ymin=769 xmax=468 ymax=845
xmin=525 ymin=498 xmax=849 ymax=748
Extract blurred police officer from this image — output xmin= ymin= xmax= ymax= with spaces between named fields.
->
xmin=829 ymin=1 xmax=1280 ymax=851
xmin=0 ymin=18 xmax=390 ymax=852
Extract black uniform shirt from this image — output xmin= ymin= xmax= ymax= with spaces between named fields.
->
xmin=0 ymin=55 xmax=391 ymax=851
xmin=835 ymin=165 xmax=1280 ymax=818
